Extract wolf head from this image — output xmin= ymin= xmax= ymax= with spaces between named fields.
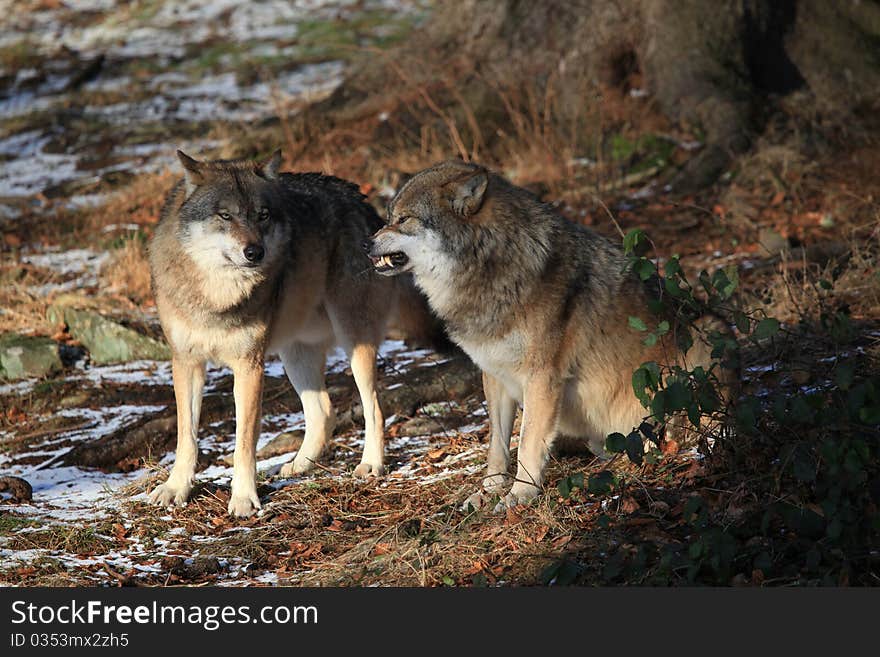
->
xmin=365 ymin=160 xmax=489 ymax=279
xmin=173 ymin=150 xmax=291 ymax=276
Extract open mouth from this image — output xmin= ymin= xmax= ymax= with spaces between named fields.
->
xmin=369 ymin=251 xmax=409 ymax=275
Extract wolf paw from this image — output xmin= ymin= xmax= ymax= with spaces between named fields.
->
xmin=279 ymin=455 xmax=314 ymax=477
xmin=353 ymin=461 xmax=385 ymax=478
xmin=493 ymin=484 xmax=539 ymax=512
xmin=227 ymin=491 xmax=261 ymax=518
xmin=148 ymin=479 xmax=192 ymax=508
xmin=481 ymin=473 xmax=508 ymax=495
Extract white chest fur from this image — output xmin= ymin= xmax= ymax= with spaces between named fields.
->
xmin=456 ymin=330 xmax=526 ymax=401
xmin=165 ymin=313 xmax=264 ymax=365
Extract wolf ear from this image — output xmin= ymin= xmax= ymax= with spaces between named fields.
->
xmin=257 ymin=149 xmax=282 ymax=181
xmin=447 ymin=168 xmax=488 ymax=217
xmin=177 ymin=150 xmax=206 ymax=195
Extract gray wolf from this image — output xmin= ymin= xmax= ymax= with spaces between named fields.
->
xmin=148 ymin=150 xmax=395 ymax=517
xmin=366 ymin=160 xmax=732 ymax=510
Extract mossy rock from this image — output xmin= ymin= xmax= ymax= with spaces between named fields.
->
xmin=47 ymin=303 xmax=170 ymax=364
xmin=0 ymin=333 xmax=62 ymax=380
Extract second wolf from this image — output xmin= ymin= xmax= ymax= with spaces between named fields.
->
xmin=367 ymin=160 xmax=732 ymax=510
xmin=148 ymin=151 xmax=394 ymax=517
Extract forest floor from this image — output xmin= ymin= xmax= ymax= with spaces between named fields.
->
xmin=1 ymin=0 xmax=878 ymax=586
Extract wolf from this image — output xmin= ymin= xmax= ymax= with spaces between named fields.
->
xmin=366 ymin=160 xmax=732 ymax=510
xmin=148 ymin=150 xmax=395 ymax=517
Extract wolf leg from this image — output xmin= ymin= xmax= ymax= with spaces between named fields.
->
xmin=149 ymin=357 xmax=205 ymax=507
xmin=463 ymin=372 xmax=516 ymax=510
xmin=228 ymin=357 xmax=264 ymax=517
xmin=349 ymin=342 xmax=385 ymax=478
xmin=279 ymin=343 xmax=335 ymax=477
xmin=496 ymin=375 xmax=561 ymax=510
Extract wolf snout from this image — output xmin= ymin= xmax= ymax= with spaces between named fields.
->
xmin=243 ymin=243 xmax=265 ymax=264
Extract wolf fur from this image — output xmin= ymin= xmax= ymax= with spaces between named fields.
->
xmin=367 ymin=160 xmax=732 ymax=510
xmin=148 ymin=150 xmax=395 ymax=517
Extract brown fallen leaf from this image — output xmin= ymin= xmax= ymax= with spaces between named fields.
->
xmin=534 ymin=524 xmax=549 ymax=543
xmin=552 ymin=535 xmax=572 ymax=549
xmin=426 ymin=447 xmax=448 ymax=462
xmin=619 ymin=495 xmax=639 ymax=514
xmin=661 ymin=439 xmax=679 ymax=456
xmin=372 ymin=542 xmax=392 ymax=556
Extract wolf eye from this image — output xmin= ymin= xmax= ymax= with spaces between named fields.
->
xmin=218 ymin=211 xmax=232 ymax=221
xmin=258 ymin=207 xmax=270 ymax=222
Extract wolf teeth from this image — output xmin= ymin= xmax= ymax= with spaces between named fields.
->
xmin=379 ymin=255 xmax=392 ymax=268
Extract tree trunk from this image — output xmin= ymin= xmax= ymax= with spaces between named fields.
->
xmin=298 ymin=0 xmax=880 ymax=189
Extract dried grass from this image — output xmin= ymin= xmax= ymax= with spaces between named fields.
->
xmin=83 ymin=169 xmax=175 ymax=233
xmin=99 ymin=236 xmax=153 ymax=306
xmin=756 ymin=226 xmax=880 ymax=324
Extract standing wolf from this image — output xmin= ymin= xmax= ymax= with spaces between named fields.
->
xmin=366 ymin=160 xmax=731 ymax=509
xmin=148 ymin=150 xmax=394 ymax=517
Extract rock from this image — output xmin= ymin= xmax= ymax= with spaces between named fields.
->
xmin=47 ymin=302 xmax=170 ymax=364
xmin=398 ymin=416 xmax=446 ymax=436
xmin=0 ymin=333 xmax=62 ymax=380
xmin=58 ymin=391 xmax=91 ymax=408
xmin=379 ymin=356 xmax=481 ymax=418
xmin=0 ymin=475 xmax=33 ymax=502
xmin=62 ymin=413 xmax=176 ymax=470
xmin=757 ymin=229 xmax=788 ymax=257
xmin=162 ymin=555 xmax=222 ymax=579
xmin=221 ymin=430 xmax=305 ymax=466
xmin=397 ymin=416 xmax=451 ymax=437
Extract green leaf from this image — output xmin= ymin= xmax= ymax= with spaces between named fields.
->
xmin=664 ymin=277 xmax=684 ymax=298
xmin=647 ymin=298 xmax=666 ymax=315
xmin=629 ymin=316 xmax=648 ymax=332
xmin=676 ymin=329 xmax=694 ymax=354
xmin=557 ymin=472 xmax=585 ymax=499
xmin=733 ymin=310 xmax=750 ymax=334
xmin=835 ymin=362 xmax=855 ymax=391
xmin=664 ymin=257 xmax=682 ymax=278
xmin=442 ymin=575 xmax=455 ymax=586
xmin=632 ymin=367 xmax=651 ymax=407
xmin=665 ymin=381 xmax=691 ymax=410
xmin=712 ymin=267 xmax=738 ymax=299
xmin=792 ymin=447 xmax=816 ymax=482
xmin=736 ymin=396 xmax=759 ymax=431
xmin=656 ymin=320 xmax=670 ymax=336
xmin=633 ymin=258 xmax=655 ymax=281
xmin=623 ymin=229 xmax=645 ymax=255
xmin=642 ymin=361 xmax=661 ymax=386
xmin=625 ymin=431 xmax=644 ymax=465
xmin=605 ymin=432 xmax=627 ymax=453
xmin=860 ymin=404 xmax=880 ymax=425
xmin=697 ymin=384 xmax=720 ymax=414
xmin=754 ymin=318 xmax=780 ymax=340
xmin=643 ymin=332 xmax=658 ymax=347
xmin=650 ymin=389 xmax=667 ymax=422
xmin=588 ymin=471 xmax=615 ymax=495
xmin=687 ymin=402 xmax=701 ymax=427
